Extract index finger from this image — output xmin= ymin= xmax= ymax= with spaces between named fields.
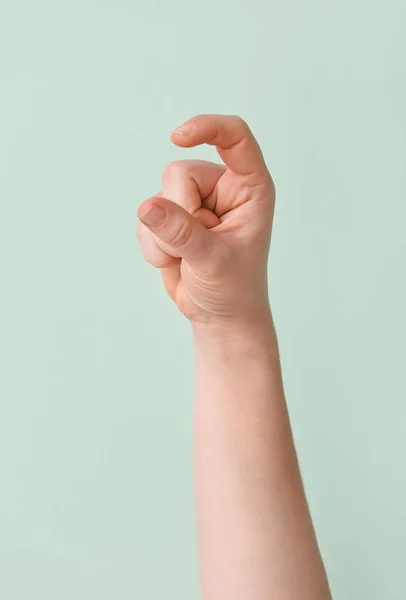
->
xmin=170 ymin=114 xmax=268 ymax=177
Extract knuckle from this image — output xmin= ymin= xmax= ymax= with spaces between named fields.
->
xmin=143 ymin=253 xmax=158 ymax=267
xmin=162 ymin=160 xmax=188 ymax=181
xmin=261 ymin=172 xmax=276 ymax=204
xmin=150 ymin=254 xmax=176 ymax=269
xmin=139 ymin=242 xmax=177 ymax=269
xmin=233 ymin=115 xmax=250 ymax=133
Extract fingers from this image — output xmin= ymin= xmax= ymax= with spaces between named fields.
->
xmin=136 ymin=188 xmax=178 ymax=269
xmin=170 ymin=114 xmax=268 ymax=177
xmin=138 ymin=160 xmax=223 ymax=269
xmin=161 ymin=159 xmax=225 ymax=215
xmin=193 ymin=207 xmax=220 ymax=228
xmin=137 ymin=209 xmax=218 ymax=269
xmin=138 ymin=196 xmax=218 ymax=268
xmin=156 ymin=159 xmax=222 ymax=258
xmin=161 ymin=266 xmax=181 ymax=304
xmin=136 ymin=222 xmax=181 ymax=269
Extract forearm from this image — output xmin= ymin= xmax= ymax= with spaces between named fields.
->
xmin=192 ymin=313 xmax=331 ymax=600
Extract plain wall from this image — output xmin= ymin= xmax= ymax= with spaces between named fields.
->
xmin=1 ymin=1 xmax=405 ymax=598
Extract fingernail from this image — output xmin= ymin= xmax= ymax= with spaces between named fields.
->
xmin=139 ymin=204 xmax=167 ymax=227
xmin=172 ymin=122 xmax=194 ymax=136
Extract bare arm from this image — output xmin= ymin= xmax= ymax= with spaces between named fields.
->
xmin=137 ymin=114 xmax=331 ymax=599
xmin=193 ymin=316 xmax=331 ymax=599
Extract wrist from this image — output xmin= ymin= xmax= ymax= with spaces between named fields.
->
xmin=191 ymin=308 xmax=278 ymax=359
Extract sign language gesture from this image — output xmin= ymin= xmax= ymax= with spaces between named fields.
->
xmin=137 ymin=114 xmax=276 ymax=325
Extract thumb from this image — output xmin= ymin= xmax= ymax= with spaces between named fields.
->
xmin=138 ymin=196 xmax=217 ymax=267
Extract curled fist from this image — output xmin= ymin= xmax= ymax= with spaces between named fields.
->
xmin=137 ymin=114 xmax=275 ymax=326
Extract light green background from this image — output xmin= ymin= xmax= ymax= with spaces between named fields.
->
xmin=1 ymin=1 xmax=405 ymax=598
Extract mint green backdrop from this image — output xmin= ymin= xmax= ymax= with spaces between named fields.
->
xmin=1 ymin=1 xmax=405 ymax=598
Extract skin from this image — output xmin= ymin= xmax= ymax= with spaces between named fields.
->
xmin=137 ymin=114 xmax=332 ymax=600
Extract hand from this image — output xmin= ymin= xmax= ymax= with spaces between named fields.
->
xmin=137 ymin=114 xmax=275 ymax=326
